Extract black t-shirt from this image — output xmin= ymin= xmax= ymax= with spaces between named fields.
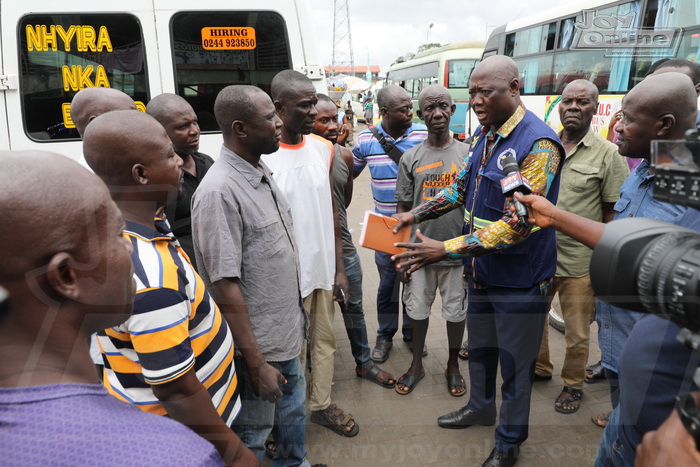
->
xmin=164 ymin=151 xmax=214 ymax=270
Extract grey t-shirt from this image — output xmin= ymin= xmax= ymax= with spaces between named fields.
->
xmin=331 ymin=144 xmax=356 ymax=256
xmin=191 ymin=146 xmax=306 ymax=362
xmin=395 ymin=140 xmax=469 ymax=267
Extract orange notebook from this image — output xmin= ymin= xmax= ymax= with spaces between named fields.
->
xmin=359 ymin=211 xmax=411 ymax=256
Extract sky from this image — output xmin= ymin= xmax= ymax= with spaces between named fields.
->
xmin=307 ymin=0 xmax=585 ymax=74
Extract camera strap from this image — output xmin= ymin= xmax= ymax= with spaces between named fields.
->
xmin=370 ymin=127 xmax=404 ymax=166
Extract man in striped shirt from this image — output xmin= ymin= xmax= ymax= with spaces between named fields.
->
xmin=352 ymin=85 xmax=427 ymax=363
xmin=83 ymin=110 xmax=255 ymax=466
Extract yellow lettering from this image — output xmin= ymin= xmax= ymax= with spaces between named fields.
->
xmin=26 ymin=25 xmax=42 ymax=51
xmin=93 ymin=65 xmax=110 ymax=87
xmin=62 ymin=65 xmax=80 ymax=91
xmin=79 ymin=65 xmax=95 ymax=88
xmin=61 ymin=65 xmax=99 ymax=91
xmin=43 ymin=25 xmax=58 ymax=51
xmin=77 ymin=26 xmax=97 ymax=52
xmin=55 ymin=25 xmax=77 ymax=52
xmin=96 ymin=26 xmax=113 ymax=52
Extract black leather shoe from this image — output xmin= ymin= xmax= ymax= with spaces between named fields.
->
xmin=437 ymin=405 xmax=496 ymax=429
xmin=533 ymin=373 xmax=552 ymax=382
xmin=371 ymin=340 xmax=392 ymax=363
xmin=482 ymin=447 xmax=519 ymax=467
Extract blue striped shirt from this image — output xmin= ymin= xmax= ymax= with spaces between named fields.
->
xmin=352 ymin=122 xmax=427 ymax=216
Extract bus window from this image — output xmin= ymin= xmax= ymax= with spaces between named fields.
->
xmin=514 ymin=55 xmax=554 ymax=94
xmin=552 ymin=50 xmax=610 ymax=93
xmin=655 ymin=0 xmax=700 ymax=29
xmin=170 ymin=11 xmax=292 ymax=132
xmin=448 ymin=59 xmax=477 ymax=88
xmin=18 ymin=14 xmax=148 ymax=141
xmin=674 ymin=28 xmax=700 ymax=62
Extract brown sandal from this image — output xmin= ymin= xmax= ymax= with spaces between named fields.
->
xmin=310 ymin=404 xmax=359 ymax=437
xmin=592 ymin=410 xmax=611 ymax=428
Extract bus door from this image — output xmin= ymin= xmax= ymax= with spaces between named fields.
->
xmin=0 ymin=43 xmax=13 ymax=151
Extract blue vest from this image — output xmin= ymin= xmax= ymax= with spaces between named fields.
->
xmin=462 ymin=110 xmax=563 ymax=288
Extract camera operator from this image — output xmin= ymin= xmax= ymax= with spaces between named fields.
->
xmin=516 ymin=72 xmax=700 ymax=466
xmin=635 ymin=392 xmax=700 ymax=467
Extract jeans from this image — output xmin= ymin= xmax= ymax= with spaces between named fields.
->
xmin=231 ymin=357 xmax=309 ymax=467
xmin=342 ymin=252 xmax=372 ymax=368
xmin=375 ymin=251 xmax=411 ymax=342
xmin=595 ymin=407 xmax=635 ymax=467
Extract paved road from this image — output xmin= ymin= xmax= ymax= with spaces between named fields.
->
xmin=290 ymin=126 xmax=608 ymax=466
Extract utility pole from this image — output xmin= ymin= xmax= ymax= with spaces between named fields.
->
xmin=331 ymin=0 xmax=354 ymax=77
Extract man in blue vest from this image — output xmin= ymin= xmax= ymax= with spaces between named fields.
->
xmin=392 ymin=55 xmax=563 ymax=467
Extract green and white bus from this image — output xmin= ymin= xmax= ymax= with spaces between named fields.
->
xmin=386 ymin=41 xmax=485 ymax=140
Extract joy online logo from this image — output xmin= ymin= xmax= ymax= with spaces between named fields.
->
xmin=572 ymin=9 xmax=682 ymax=56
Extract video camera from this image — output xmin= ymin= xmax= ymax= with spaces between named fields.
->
xmin=590 ymin=129 xmax=700 ymax=348
xmin=589 ymin=129 xmax=700 ymax=448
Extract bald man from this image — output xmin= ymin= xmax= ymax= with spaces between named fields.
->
xmin=71 ymin=87 xmax=136 ymax=137
xmin=147 ymin=94 xmax=214 ymax=269
xmin=83 ymin=110 xmax=255 ymax=466
xmin=392 ymin=56 xmax=564 ymax=466
xmin=534 ymin=80 xmax=629 ymax=415
xmin=71 ymin=87 xmax=137 ymax=172
xmin=0 ymin=151 xmax=223 ymax=465
xmin=261 ymin=70 xmax=355 ymax=438
xmin=517 ymin=72 xmax=700 ymax=465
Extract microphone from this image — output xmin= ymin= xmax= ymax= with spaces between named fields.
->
xmin=500 ymin=154 xmax=531 ymax=220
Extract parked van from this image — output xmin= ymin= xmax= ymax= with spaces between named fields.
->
xmin=1 ymin=1 xmax=326 ymax=160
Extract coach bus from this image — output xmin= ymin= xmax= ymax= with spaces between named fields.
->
xmin=0 ymin=0 xmax=325 ymax=160
xmin=386 ymin=41 xmax=485 ymax=140
xmin=484 ymin=0 xmax=700 ymax=138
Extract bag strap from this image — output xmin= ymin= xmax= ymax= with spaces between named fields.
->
xmin=369 ymin=127 xmax=404 ymax=166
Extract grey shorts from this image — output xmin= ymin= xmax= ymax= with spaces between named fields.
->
xmin=403 ymin=264 xmax=466 ymax=322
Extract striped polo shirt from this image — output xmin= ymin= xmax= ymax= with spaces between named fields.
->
xmin=98 ymin=218 xmax=240 ymax=425
xmin=352 ymin=121 xmax=427 ymax=216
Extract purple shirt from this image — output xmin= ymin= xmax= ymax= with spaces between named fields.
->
xmin=0 ymin=383 xmax=223 ymax=466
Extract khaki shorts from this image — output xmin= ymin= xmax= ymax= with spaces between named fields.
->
xmin=403 ymin=264 xmax=466 ymax=322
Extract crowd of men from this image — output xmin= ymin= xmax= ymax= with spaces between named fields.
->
xmin=1 ymin=55 xmax=700 ymax=467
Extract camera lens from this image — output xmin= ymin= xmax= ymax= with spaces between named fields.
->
xmin=637 ymin=232 xmax=700 ymax=332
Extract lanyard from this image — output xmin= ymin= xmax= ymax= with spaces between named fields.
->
xmin=467 ymin=132 xmax=502 ymax=236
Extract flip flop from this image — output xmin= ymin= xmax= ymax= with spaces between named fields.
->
xmin=458 ymin=340 xmax=469 ymax=360
xmin=592 ymin=411 xmax=611 ymax=428
xmin=356 ymin=364 xmax=396 ymax=388
xmin=554 ymin=386 xmax=583 ymax=414
xmin=445 ymin=372 xmax=467 ymax=397
xmin=395 ymin=372 xmax=424 ymax=395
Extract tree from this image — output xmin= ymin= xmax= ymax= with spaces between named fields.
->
xmin=391 ymin=43 xmax=443 ymax=65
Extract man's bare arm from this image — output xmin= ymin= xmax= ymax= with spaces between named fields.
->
xmin=514 ymin=192 xmax=605 ymax=249
xmin=152 ymin=368 xmax=257 ymax=466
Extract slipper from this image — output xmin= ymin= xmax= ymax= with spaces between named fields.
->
xmin=356 ymin=364 xmax=396 ymax=388
xmin=395 ymin=372 xmax=425 ymax=395
xmin=554 ymin=386 xmax=583 ymax=414
xmin=592 ymin=411 xmax=611 ymax=428
xmin=310 ymin=404 xmax=359 ymax=437
xmin=264 ymin=435 xmax=276 ymax=459
xmin=445 ymin=372 xmax=467 ymax=397
xmin=585 ymin=361 xmax=606 ymax=384
xmin=458 ymin=340 xmax=469 ymax=360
